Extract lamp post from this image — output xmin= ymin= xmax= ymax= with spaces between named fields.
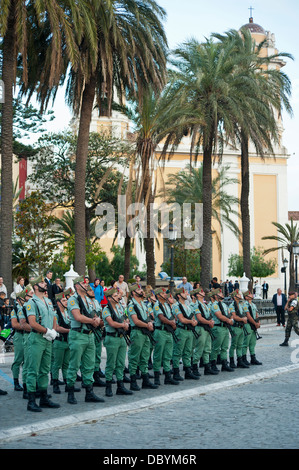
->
xmin=169 ymin=223 xmax=178 ymax=293
xmin=283 ymin=258 xmax=288 ymax=295
xmin=292 ymin=241 xmax=299 ymax=288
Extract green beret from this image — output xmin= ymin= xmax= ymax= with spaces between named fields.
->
xmin=190 ymin=288 xmax=201 ymax=296
xmin=73 ymin=276 xmax=85 ymax=285
xmin=145 ymin=290 xmax=155 ymax=299
xmin=154 ymin=288 xmax=164 ymax=295
xmin=230 ymin=290 xmax=241 ymax=298
xmin=129 ymin=283 xmax=140 ymax=293
xmin=207 ymin=291 xmax=215 ymax=298
xmin=211 ymin=288 xmax=221 ymax=296
xmin=174 ymin=288 xmax=184 ymax=295
xmin=243 ymin=290 xmax=251 ymax=298
xmin=105 ymin=288 xmax=118 ymax=297
xmin=31 ymin=275 xmax=44 ymax=286
xmin=17 ymin=284 xmax=33 ymax=299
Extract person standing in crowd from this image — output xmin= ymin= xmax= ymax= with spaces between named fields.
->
xmin=242 ymin=291 xmax=262 ymax=365
xmin=44 ymin=270 xmax=54 ymax=302
xmin=90 ymin=278 xmax=104 ymax=305
xmin=280 ymin=291 xmax=299 ymax=346
xmin=102 ymin=288 xmax=132 ymax=398
xmin=100 ymin=280 xmax=108 ymax=307
xmin=25 ymin=275 xmax=60 ymax=412
xmin=176 ymin=277 xmax=193 ymax=294
xmin=233 ymin=280 xmax=240 ymax=290
xmin=52 ymin=278 xmax=64 ymax=300
xmin=127 ymin=284 xmax=157 ymax=391
xmin=12 ymin=276 xmax=26 ymax=299
xmin=116 ymin=275 xmax=129 ymax=306
xmin=262 ymin=281 xmax=269 ymax=299
xmin=18 ymin=285 xmax=34 ymax=400
xmin=10 ymin=290 xmax=27 ymax=392
xmin=66 ymin=277 xmax=105 ymax=405
xmin=272 ymin=288 xmax=287 ymax=327
xmin=0 ymin=276 xmax=7 ymax=297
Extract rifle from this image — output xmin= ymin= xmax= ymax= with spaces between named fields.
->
xmin=132 ymin=302 xmax=156 ymax=346
xmin=196 ymin=302 xmax=216 ymax=341
xmin=233 ymin=301 xmax=250 ymax=337
xmin=159 ymin=302 xmax=180 ymax=344
xmin=55 ymin=305 xmax=71 ymax=342
xmin=77 ymin=295 xmax=103 ymax=343
xmin=177 ymin=302 xmax=200 ymax=339
xmin=106 ymin=298 xmax=131 ymax=346
xmin=218 ymin=301 xmax=236 ymax=338
xmin=247 ymin=303 xmax=262 ymax=340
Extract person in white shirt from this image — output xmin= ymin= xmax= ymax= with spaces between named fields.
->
xmin=116 ymin=275 xmax=129 ymax=306
xmin=0 ymin=277 xmax=7 ymax=297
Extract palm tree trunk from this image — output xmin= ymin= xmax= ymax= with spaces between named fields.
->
xmin=74 ymin=73 xmax=97 ymax=275
xmin=124 ymin=233 xmax=131 ymax=281
xmin=289 ymin=249 xmax=295 ymax=292
xmin=200 ymin=145 xmax=213 ymax=289
xmin=240 ymin=132 xmax=252 ymax=284
xmin=142 ymin=164 xmax=156 ymax=288
xmin=0 ymin=2 xmax=16 ymax=295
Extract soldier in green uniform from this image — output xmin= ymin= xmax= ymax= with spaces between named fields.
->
xmin=127 ymin=284 xmax=157 ymax=391
xmin=190 ymin=288 xmax=217 ymax=376
xmin=10 ymin=292 xmax=26 ymax=391
xmin=172 ymin=288 xmax=199 ymax=381
xmin=102 ymin=288 xmax=132 ymax=398
xmin=52 ymin=289 xmax=78 ymax=394
xmin=209 ymin=289 xmax=235 ymax=373
xmin=228 ymin=290 xmax=249 ymax=369
xmin=280 ymin=291 xmax=299 ymax=346
xmin=66 ymin=277 xmax=105 ymax=405
xmin=17 ymin=285 xmax=34 ymax=399
xmin=242 ymin=291 xmax=262 ymax=365
xmin=152 ymin=288 xmax=179 ymax=386
xmin=26 ymin=276 xmax=60 ymax=412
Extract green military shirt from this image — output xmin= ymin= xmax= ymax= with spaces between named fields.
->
xmin=102 ymin=303 xmax=124 ymax=334
xmin=228 ymin=300 xmax=245 ymax=318
xmin=26 ymin=294 xmax=56 ymax=330
xmin=172 ymin=301 xmax=194 ymax=327
xmin=152 ymin=300 xmax=173 ymax=328
xmin=67 ymin=293 xmax=96 ymax=330
xmin=11 ymin=304 xmax=21 ymax=323
xmin=127 ymin=298 xmax=149 ymax=327
xmin=243 ymin=301 xmax=258 ymax=320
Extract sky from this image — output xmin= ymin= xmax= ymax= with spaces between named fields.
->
xmin=42 ymin=0 xmax=299 ymax=211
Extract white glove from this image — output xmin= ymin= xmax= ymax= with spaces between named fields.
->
xmin=43 ymin=328 xmax=54 ymax=341
xmin=49 ymin=329 xmax=59 ymax=340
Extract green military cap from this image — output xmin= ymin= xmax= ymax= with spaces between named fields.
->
xmin=211 ymin=288 xmax=222 ymax=296
xmin=105 ymin=288 xmax=118 ymax=297
xmin=31 ymin=275 xmax=44 ymax=286
xmin=154 ymin=287 xmax=164 ymax=295
xmin=243 ymin=290 xmax=251 ymax=298
xmin=206 ymin=291 xmax=215 ymax=298
xmin=73 ymin=276 xmax=85 ymax=285
xmin=17 ymin=284 xmax=33 ymax=299
xmin=230 ymin=290 xmax=241 ymax=298
xmin=55 ymin=288 xmax=73 ymax=302
xmin=174 ymin=287 xmax=184 ymax=295
xmin=145 ymin=289 xmax=155 ymax=299
xmin=190 ymin=288 xmax=201 ymax=296
xmin=128 ymin=283 xmax=140 ymax=293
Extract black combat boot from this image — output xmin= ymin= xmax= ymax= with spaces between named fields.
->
xmin=229 ymin=357 xmax=237 ymax=369
xmin=217 ymin=354 xmax=222 ymax=365
xmin=116 ymin=380 xmax=133 ymax=395
xmin=65 ymin=380 xmax=81 ymax=393
xmin=39 ymin=390 xmax=61 ymax=408
xmin=211 ymin=360 xmax=220 ymax=374
xmin=185 ymin=367 xmax=200 ymax=380
xmin=204 ymin=363 xmax=218 ymax=375
xmin=154 ymin=371 xmax=161 ymax=386
xmin=67 ymin=386 xmax=77 ymax=405
xmin=105 ymin=381 xmax=113 ymax=397
xmin=237 ymin=356 xmax=250 ymax=369
xmin=136 ymin=367 xmax=141 ymax=380
xmin=141 ymin=373 xmax=159 ymax=389
xmin=93 ymin=371 xmax=106 ymax=387
xmin=164 ymin=371 xmax=179 ymax=385
xmin=123 ymin=374 xmax=131 ymax=383
xmin=173 ymin=367 xmax=184 ymax=381
xmin=242 ymin=355 xmax=250 ymax=366
xmin=85 ymin=385 xmax=105 ymax=403
xmin=27 ymin=392 xmax=42 ymax=412
xmin=250 ymin=354 xmax=262 ymax=365
xmin=221 ymin=360 xmax=234 ymax=372
xmin=192 ymin=363 xmax=201 ymax=377
xmin=52 ymin=379 xmax=61 ymax=394
xmin=14 ymin=378 xmax=23 ymax=391
xmin=130 ymin=375 xmax=141 ymax=391
xmin=22 ymin=383 xmax=28 ymax=400
xmin=0 ymin=389 xmax=8 ymax=396
xmin=280 ymin=339 xmax=289 ymax=346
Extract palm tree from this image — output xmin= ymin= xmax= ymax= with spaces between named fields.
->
xmin=0 ymin=0 xmax=83 ymax=292
xmin=213 ymin=28 xmax=293 ymax=283
xmin=262 ymin=219 xmax=299 ymax=292
xmin=64 ymin=0 xmax=168 ymax=276
xmin=161 ymin=163 xmax=241 ymax=257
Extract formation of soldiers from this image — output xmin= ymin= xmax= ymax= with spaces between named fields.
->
xmin=0 ymin=275 xmax=266 ymax=410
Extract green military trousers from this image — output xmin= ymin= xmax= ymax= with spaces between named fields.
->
xmin=11 ymin=331 xmax=24 ymax=380
xmin=242 ymin=326 xmax=256 ymax=356
xmin=229 ymin=326 xmax=244 ymax=359
xmin=52 ymin=338 xmax=70 ymax=381
xmin=193 ymin=327 xmax=211 ymax=365
xmin=67 ymin=330 xmax=95 ymax=387
xmin=22 ymin=332 xmax=30 ymax=385
xmin=210 ymin=326 xmax=230 ymax=362
xmin=94 ymin=337 xmax=103 ymax=373
xmin=104 ymin=335 xmax=127 ymax=381
xmin=153 ymin=328 xmax=174 ymax=373
xmin=285 ymin=312 xmax=299 ymax=340
xmin=172 ymin=327 xmax=193 ymax=369
xmin=26 ymin=332 xmax=52 ymax=393
xmin=128 ymin=329 xmax=150 ymax=376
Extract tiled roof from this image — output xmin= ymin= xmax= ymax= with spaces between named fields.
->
xmin=289 ymin=211 xmax=299 ymax=221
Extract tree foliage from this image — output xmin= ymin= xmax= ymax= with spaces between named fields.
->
xmin=227 ymin=247 xmax=276 ymax=279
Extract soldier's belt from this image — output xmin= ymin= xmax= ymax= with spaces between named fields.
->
xmin=177 ymin=325 xmax=191 ymax=331
xmin=214 ymin=323 xmax=224 ymax=327
xmin=232 ymin=323 xmax=243 ymax=329
xmin=155 ymin=325 xmax=171 ymax=332
xmin=71 ymin=327 xmax=93 ymax=335
xmin=106 ymin=331 xmax=124 ymax=338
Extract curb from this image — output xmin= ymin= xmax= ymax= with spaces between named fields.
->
xmin=1 ymin=362 xmax=299 ymax=443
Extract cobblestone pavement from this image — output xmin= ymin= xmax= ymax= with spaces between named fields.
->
xmin=1 ymin=323 xmax=299 ymax=449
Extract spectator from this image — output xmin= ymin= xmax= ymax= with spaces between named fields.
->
xmin=272 ymin=288 xmax=287 ymax=327
xmin=177 ymin=276 xmax=193 ymax=294
xmin=52 ymin=277 xmax=64 ymax=299
xmin=262 ymin=280 xmax=269 ymax=300
xmin=228 ymin=280 xmax=234 ymax=294
xmin=211 ymin=277 xmax=221 ymax=289
xmin=100 ymin=280 xmax=108 ymax=307
xmin=116 ymin=275 xmax=129 ymax=306
xmin=12 ymin=276 xmax=25 ymax=299
xmin=44 ymin=270 xmax=54 ymax=301
xmin=90 ymin=278 xmax=104 ymax=304
xmin=84 ymin=276 xmax=90 ymax=285
xmin=234 ymin=280 xmax=240 ymax=290
xmin=135 ymin=275 xmax=142 ymax=289
xmin=0 ymin=277 xmax=7 ymax=297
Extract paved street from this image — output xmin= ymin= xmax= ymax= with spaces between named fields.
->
xmin=1 ymin=323 xmax=299 ymax=449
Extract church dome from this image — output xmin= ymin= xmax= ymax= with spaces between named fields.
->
xmin=240 ymin=18 xmax=266 ymax=35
